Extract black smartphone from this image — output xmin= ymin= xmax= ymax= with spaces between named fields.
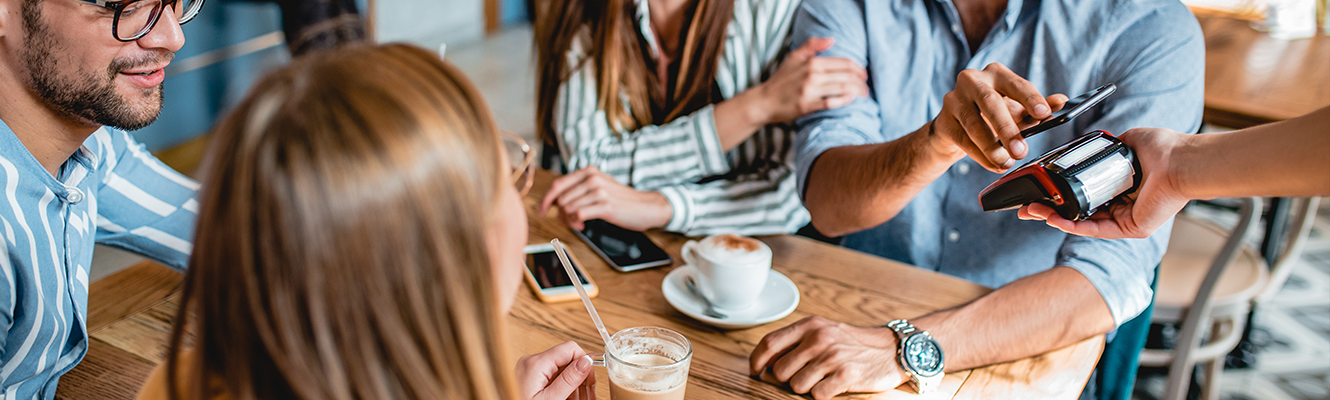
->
xmin=572 ymin=219 xmax=673 ymax=272
xmin=1019 ymin=84 xmax=1117 ymax=138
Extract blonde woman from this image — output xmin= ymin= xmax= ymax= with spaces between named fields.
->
xmin=134 ymin=44 xmax=594 ymax=400
xmin=534 ymin=0 xmax=867 ymax=236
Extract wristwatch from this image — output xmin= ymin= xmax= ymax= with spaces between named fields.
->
xmin=884 ymin=319 xmax=944 ymax=394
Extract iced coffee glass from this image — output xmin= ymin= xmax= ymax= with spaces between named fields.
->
xmin=591 ymin=327 xmax=692 ymax=400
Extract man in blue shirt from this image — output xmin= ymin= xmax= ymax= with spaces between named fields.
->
xmin=0 ymin=0 xmax=202 ymax=397
xmin=748 ymin=0 xmax=1202 ymax=398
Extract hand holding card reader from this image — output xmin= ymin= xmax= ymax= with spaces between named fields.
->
xmin=980 ymin=84 xmax=1141 ymax=221
xmin=980 ymin=130 xmax=1141 ymax=221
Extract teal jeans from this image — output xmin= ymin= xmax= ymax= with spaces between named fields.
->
xmin=1088 ymin=265 xmax=1160 ymax=400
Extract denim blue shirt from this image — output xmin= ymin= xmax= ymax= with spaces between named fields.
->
xmin=1 ymin=121 xmax=196 ymax=399
xmin=790 ymin=0 xmax=1203 ymax=327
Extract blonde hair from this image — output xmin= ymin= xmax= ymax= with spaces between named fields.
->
xmin=166 ymin=43 xmax=518 ymax=400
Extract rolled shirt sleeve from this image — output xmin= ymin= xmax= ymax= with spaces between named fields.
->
xmin=787 ymin=0 xmax=884 ymax=200
xmin=656 ymin=162 xmax=809 ymax=236
xmin=1058 ymin=224 xmax=1171 ymax=327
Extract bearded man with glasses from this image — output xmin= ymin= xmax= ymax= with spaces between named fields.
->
xmin=0 ymin=0 xmax=202 ymax=397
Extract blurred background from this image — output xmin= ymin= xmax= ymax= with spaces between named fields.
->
xmin=131 ymin=0 xmax=535 ymax=154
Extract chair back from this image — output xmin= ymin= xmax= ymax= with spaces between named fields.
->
xmin=1163 ymin=197 xmax=1262 ymax=400
xmin=1256 ymin=197 xmax=1320 ymax=304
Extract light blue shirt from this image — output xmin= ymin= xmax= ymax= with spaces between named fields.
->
xmin=1 ymin=121 xmax=197 ymax=399
xmin=790 ymin=0 xmax=1204 ymax=327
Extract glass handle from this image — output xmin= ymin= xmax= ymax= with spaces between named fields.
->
xmin=586 ymin=353 xmax=606 ymax=368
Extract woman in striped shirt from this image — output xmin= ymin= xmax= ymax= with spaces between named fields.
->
xmin=534 ymin=0 xmax=867 ymax=236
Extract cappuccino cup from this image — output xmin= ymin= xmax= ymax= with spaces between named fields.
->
xmin=681 ymin=234 xmax=772 ymax=312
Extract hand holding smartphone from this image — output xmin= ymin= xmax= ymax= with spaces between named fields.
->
xmin=1019 ymin=84 xmax=1117 ymax=138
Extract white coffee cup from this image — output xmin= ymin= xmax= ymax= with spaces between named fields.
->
xmin=680 ymin=234 xmax=772 ymax=312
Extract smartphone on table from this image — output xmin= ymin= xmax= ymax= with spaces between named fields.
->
xmin=573 ymin=219 xmax=673 ymax=272
xmin=523 ymin=242 xmax=597 ymax=302
xmin=1019 ymin=84 xmax=1117 ymax=138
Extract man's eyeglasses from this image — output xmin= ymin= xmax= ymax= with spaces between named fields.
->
xmin=502 ymin=131 xmax=535 ymax=197
xmin=79 ymin=0 xmax=205 ymax=42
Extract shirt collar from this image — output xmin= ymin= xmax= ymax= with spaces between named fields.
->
xmin=1003 ymin=0 xmax=1024 ymax=30
xmin=79 ymin=128 xmax=103 ymax=167
xmin=0 ymin=117 xmax=101 ymax=186
xmin=634 ymin=0 xmax=662 ymax=60
xmin=934 ymin=0 xmax=1026 ymax=31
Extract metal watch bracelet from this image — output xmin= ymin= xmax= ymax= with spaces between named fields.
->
xmin=884 ymin=319 xmax=944 ymax=394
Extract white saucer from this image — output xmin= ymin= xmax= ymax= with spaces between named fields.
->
xmin=662 ymin=265 xmax=799 ymax=330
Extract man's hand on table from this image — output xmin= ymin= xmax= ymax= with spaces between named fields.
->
xmin=749 ymin=316 xmax=906 ymax=400
xmin=931 ymin=63 xmax=1069 ymax=173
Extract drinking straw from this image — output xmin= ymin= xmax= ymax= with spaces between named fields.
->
xmin=551 ymin=239 xmax=616 ymax=356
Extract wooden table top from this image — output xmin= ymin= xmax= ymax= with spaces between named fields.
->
xmin=57 ymin=169 xmax=1103 ymax=399
xmin=1196 ymin=10 xmax=1330 ymax=128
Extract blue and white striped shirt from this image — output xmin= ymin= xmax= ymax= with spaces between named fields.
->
xmin=1 ymin=120 xmax=196 ymax=399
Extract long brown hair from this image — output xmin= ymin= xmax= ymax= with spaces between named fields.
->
xmin=534 ymin=0 xmax=735 ymax=145
xmin=165 ymin=43 xmax=518 ymax=400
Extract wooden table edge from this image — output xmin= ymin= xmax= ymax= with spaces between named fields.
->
xmin=86 ymin=261 xmax=184 ymax=333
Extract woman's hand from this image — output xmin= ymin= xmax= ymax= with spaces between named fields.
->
xmin=751 ymin=37 xmax=869 ymax=125
xmin=516 ymin=341 xmax=597 ymax=400
xmin=1019 ymin=127 xmax=1190 ymax=239
xmin=713 ymin=37 xmax=867 ymax=151
xmin=539 ymin=166 xmax=673 ymax=231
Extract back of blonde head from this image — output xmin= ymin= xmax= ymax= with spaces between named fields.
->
xmin=167 ymin=43 xmax=517 ymax=400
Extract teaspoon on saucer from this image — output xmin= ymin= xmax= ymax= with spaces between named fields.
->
xmin=684 ymin=276 xmax=728 ymax=320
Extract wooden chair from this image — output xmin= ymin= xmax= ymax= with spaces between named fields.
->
xmin=1140 ymin=197 xmax=1263 ymax=400
xmin=1254 ymin=197 xmax=1321 ymax=305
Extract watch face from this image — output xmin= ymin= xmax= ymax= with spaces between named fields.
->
xmin=904 ymin=334 xmax=944 ymax=376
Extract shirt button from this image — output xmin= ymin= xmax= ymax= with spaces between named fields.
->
xmin=956 ymin=163 xmax=971 ymax=175
xmin=65 ymin=188 xmax=84 ymax=203
xmin=946 ymin=229 xmax=961 ymax=243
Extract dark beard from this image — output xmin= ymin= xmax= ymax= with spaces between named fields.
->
xmin=20 ymin=0 xmax=168 ymax=131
